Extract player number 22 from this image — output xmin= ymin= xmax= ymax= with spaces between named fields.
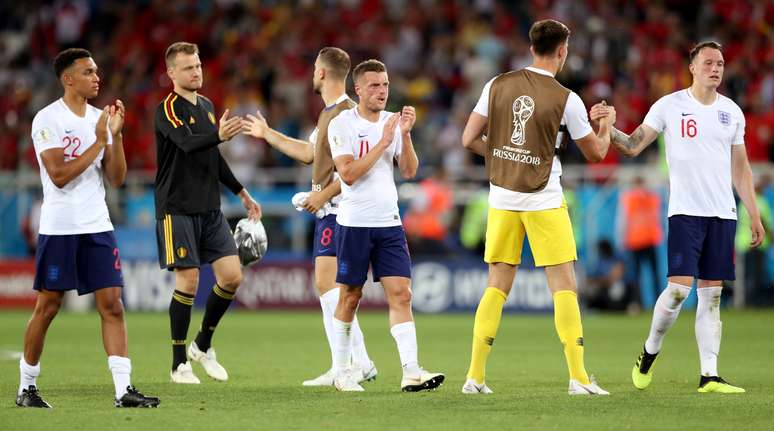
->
xmin=62 ymin=136 xmax=82 ymax=158
xmin=681 ymin=119 xmax=697 ymax=138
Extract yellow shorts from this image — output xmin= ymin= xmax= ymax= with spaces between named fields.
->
xmin=484 ymin=203 xmax=577 ymax=267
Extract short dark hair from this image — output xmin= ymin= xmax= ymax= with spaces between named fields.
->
xmin=53 ymin=48 xmax=92 ymax=77
xmin=689 ymin=41 xmax=722 ymax=63
xmin=529 ymin=19 xmax=571 ymax=56
xmin=165 ymin=42 xmax=199 ymax=67
xmin=318 ymin=47 xmax=351 ymax=80
xmin=352 ymin=59 xmax=387 ymax=83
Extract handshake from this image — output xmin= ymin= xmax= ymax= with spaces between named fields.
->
xmin=217 ymin=109 xmax=273 ymax=142
xmin=589 ymin=101 xmax=617 ymax=129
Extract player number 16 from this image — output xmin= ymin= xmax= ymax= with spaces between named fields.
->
xmin=681 ymin=119 xmax=697 ymax=138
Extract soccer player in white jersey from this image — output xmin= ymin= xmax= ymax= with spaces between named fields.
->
xmin=243 ymin=47 xmax=376 ymax=386
xmin=326 ymin=59 xmax=444 ymax=392
xmin=591 ymin=41 xmax=763 ymax=394
xmin=18 ymin=48 xmax=159 ymax=408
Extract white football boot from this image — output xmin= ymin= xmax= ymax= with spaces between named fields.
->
xmin=568 ymin=376 xmax=610 ymax=395
xmin=188 ymin=341 xmax=228 ymax=381
xmin=358 ymin=361 xmax=378 ymax=383
xmin=170 ymin=362 xmax=200 ymax=384
xmin=333 ymin=368 xmax=365 ymax=392
xmin=401 ymin=369 xmax=445 ymax=392
xmin=461 ymin=378 xmax=493 ymax=394
xmin=303 ymin=369 xmax=335 ymax=387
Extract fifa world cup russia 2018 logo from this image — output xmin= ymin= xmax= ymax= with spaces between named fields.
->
xmin=511 ymin=95 xmax=535 ymax=146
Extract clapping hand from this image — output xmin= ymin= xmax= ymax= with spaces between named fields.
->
xmin=108 ymin=99 xmax=125 ymax=136
xmin=399 ymin=106 xmax=416 ymax=134
xmin=96 ymin=107 xmax=110 ymax=145
xmin=380 ymin=112 xmax=400 ymax=146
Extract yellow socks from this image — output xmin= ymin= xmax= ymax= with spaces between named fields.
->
xmin=553 ymin=290 xmax=590 ymax=384
xmin=467 ymin=287 xmax=507 ymax=383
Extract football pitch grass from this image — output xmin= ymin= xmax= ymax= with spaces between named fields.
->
xmin=1 ymin=309 xmax=772 ymax=430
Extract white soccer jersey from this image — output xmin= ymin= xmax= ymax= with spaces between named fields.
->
xmin=328 ymin=107 xmax=403 ymax=227
xmin=31 ymin=98 xmax=113 ymax=235
xmin=643 ymin=89 xmax=745 ymax=219
xmin=474 ymin=66 xmax=593 ymax=211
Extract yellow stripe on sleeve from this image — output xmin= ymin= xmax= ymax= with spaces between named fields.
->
xmin=163 ymin=94 xmax=183 ymax=128
xmin=169 ymin=95 xmax=183 ymax=126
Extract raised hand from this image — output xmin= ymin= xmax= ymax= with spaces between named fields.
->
xmin=243 ymin=110 xmax=269 ymax=139
xmin=607 ymin=105 xmax=617 ymax=125
xmin=590 ymin=101 xmax=615 ymax=128
xmin=219 ymin=109 xmax=244 ymax=142
xmin=95 ymin=106 xmax=110 ymax=145
xmin=589 ymin=102 xmax=609 ymax=122
xmin=381 ymin=112 xmax=400 ymax=145
xmin=108 ymin=99 xmax=125 ymax=136
xmin=399 ymin=106 xmax=416 ymax=134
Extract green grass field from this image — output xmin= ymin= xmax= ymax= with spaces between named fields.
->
xmin=1 ymin=309 xmax=773 ymax=430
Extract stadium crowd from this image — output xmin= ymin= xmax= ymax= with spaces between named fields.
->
xmin=0 ymin=0 xmax=772 ymax=179
xmin=2 ymin=1 xmax=774 ymax=300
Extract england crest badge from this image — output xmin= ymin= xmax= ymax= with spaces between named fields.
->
xmin=718 ymin=110 xmax=731 ymax=126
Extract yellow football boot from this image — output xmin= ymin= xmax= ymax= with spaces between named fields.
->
xmin=632 ymin=348 xmax=658 ymax=390
xmin=697 ymin=376 xmax=745 ymax=394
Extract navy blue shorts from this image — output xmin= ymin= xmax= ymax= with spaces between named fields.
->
xmin=313 ymin=214 xmax=337 ymax=258
xmin=34 ymin=232 xmax=124 ymax=295
xmin=667 ymin=215 xmax=736 ymax=280
xmin=335 ymin=225 xmax=412 ymax=286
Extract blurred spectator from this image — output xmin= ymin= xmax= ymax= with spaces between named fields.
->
xmin=404 ymin=167 xmax=454 ymax=255
xmin=582 ymin=239 xmax=627 ymax=312
xmin=20 ymin=197 xmax=41 ymax=255
xmin=0 ymin=0 xmax=770 ymax=178
xmin=54 ymin=1 xmax=90 ymax=47
xmin=220 ymin=85 xmax=263 ymax=185
xmin=1 ymin=0 xmax=773 ymax=261
xmin=459 ymin=187 xmax=488 ymax=256
xmin=735 ymin=177 xmax=774 ymax=306
xmin=617 ymin=176 xmax=662 ymax=311
xmin=744 ymin=94 xmax=774 ymax=162
xmin=434 ymin=108 xmax=472 ymax=180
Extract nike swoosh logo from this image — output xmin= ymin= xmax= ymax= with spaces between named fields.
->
xmin=318 ymin=249 xmax=330 ymax=253
xmin=681 ymin=113 xmax=693 ymax=117
xmin=357 ymin=134 xmax=367 ymax=138
xmin=64 ymin=129 xmax=74 ymax=134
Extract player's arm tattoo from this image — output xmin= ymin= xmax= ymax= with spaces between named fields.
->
xmin=611 ymin=125 xmax=645 ymax=157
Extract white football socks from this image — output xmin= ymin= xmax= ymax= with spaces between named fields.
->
xmin=18 ymin=357 xmax=40 ymax=395
xmin=332 ymin=318 xmax=353 ymax=374
xmin=321 ymin=288 xmax=372 ymax=371
xmin=645 ymin=282 xmax=692 ymax=354
xmin=390 ymin=321 xmax=420 ymax=377
xmin=350 ymin=315 xmax=372 ymax=370
xmin=319 ymin=289 xmax=339 ymax=365
xmin=695 ymin=286 xmax=723 ymax=377
xmin=108 ymin=356 xmax=132 ymax=399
